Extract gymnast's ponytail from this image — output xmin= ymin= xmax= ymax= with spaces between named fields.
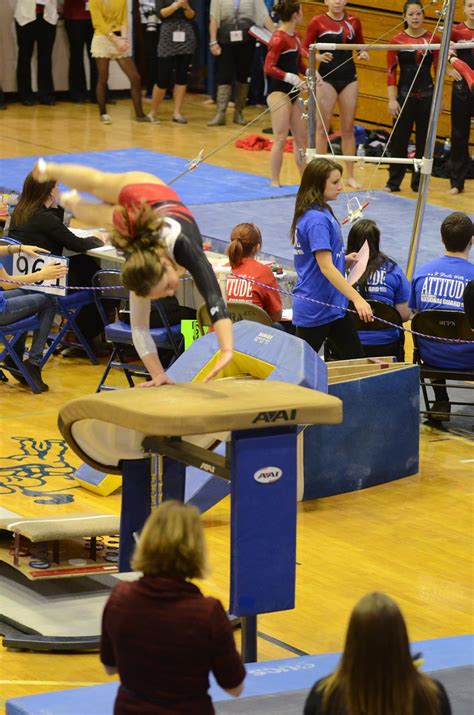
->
xmin=226 ymin=223 xmax=262 ymax=268
xmin=110 ymin=201 xmax=171 ymax=297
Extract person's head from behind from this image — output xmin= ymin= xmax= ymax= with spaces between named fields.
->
xmin=347 ymin=219 xmax=381 ymax=259
xmin=321 ymin=592 xmax=441 ymax=715
xmin=291 ymin=159 xmax=343 ymax=243
xmin=274 ymin=0 xmax=302 ymax=23
xmin=111 ymin=202 xmax=181 ymax=298
xmin=12 ymin=172 xmax=58 ymax=225
xmin=440 ymin=211 xmax=473 ymax=254
xmin=132 ymin=500 xmax=207 ymax=579
xmin=226 ymin=222 xmax=262 ymax=268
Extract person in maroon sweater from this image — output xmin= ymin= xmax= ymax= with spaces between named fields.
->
xmin=303 ymin=0 xmax=369 ymax=189
xmin=447 ymin=0 xmax=474 ymax=195
xmin=101 ymin=501 xmax=246 ymax=714
xmin=63 ymin=0 xmax=98 ymax=103
xmin=385 ymin=2 xmax=440 ymax=193
xmin=264 ymin=0 xmax=308 ymax=187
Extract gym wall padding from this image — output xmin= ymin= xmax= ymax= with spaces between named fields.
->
xmin=302 ymin=365 xmax=420 ymax=500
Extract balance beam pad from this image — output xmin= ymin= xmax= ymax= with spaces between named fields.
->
xmin=58 ymin=380 xmax=342 ymax=474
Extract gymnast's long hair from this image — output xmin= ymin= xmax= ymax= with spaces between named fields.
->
xmin=346 ymin=219 xmax=397 ymax=297
xmin=110 ymin=202 xmax=174 ymax=297
xmin=311 ymin=593 xmax=442 ymax=715
xmin=291 ymin=158 xmax=343 ymax=244
xmin=11 ymin=172 xmax=57 ymax=227
xmin=132 ymin=501 xmax=208 ymax=580
xmin=226 ymin=223 xmax=262 ymax=268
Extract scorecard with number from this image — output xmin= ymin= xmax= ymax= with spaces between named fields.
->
xmin=12 ymin=253 xmax=68 ymax=296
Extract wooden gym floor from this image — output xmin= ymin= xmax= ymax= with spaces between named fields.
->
xmin=0 ymin=96 xmax=472 ymax=712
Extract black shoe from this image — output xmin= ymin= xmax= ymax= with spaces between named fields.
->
xmin=3 ymin=355 xmax=27 ymax=384
xmin=427 ymin=400 xmax=451 ymax=422
xmin=24 ymin=360 xmax=49 ymax=392
xmin=40 ymin=97 xmax=56 ymax=106
xmin=61 ymin=345 xmax=86 ymax=358
xmin=21 ymin=98 xmax=37 ymax=106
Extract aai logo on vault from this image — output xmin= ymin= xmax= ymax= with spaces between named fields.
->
xmin=253 ymin=467 xmax=283 ymax=484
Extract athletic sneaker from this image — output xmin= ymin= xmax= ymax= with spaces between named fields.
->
xmin=100 ymin=114 xmax=112 ymax=124
xmin=135 ymin=114 xmax=152 ymax=123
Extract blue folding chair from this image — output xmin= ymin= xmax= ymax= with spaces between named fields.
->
xmin=92 ymin=269 xmax=184 ymax=392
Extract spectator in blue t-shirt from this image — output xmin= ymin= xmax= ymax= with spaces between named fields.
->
xmin=410 ymin=211 xmax=474 ymax=420
xmin=291 ymin=158 xmax=373 ymax=359
xmin=347 ymin=219 xmax=410 ymax=359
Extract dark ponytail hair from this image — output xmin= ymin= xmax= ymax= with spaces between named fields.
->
xmin=10 ymin=172 xmax=57 ymax=227
xmin=346 ymin=219 xmax=396 ymax=297
xmin=273 ymin=0 xmax=301 ymax=22
xmin=291 ymin=158 xmax=343 ymax=244
xmin=110 ymin=201 xmax=171 ymax=297
xmin=226 ymin=223 xmax=262 ymax=268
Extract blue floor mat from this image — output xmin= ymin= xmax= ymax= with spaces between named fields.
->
xmin=192 ymin=191 xmax=454 ymax=271
xmin=0 ymin=148 xmax=299 ymax=204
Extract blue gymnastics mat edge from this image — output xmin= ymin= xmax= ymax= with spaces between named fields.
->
xmin=6 ymin=634 xmax=474 ymax=714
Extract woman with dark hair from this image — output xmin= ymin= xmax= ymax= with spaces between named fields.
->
xmin=32 ymin=159 xmax=233 ymax=385
xmin=385 ymin=1 xmax=440 ymax=193
xmin=304 ymin=592 xmax=451 ymax=715
xmin=9 ymin=172 xmax=105 ymax=356
xmin=226 ymin=223 xmax=282 ymax=321
xmin=303 ymin=0 xmax=369 ymax=189
xmin=264 ymin=0 xmax=308 ymax=187
xmin=101 ymin=501 xmax=246 ymax=714
xmin=148 ymin=0 xmax=196 ymax=124
xmin=346 ymin=219 xmax=410 ymax=358
xmin=291 ymin=158 xmax=372 ymax=359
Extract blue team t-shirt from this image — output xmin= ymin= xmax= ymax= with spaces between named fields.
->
xmin=409 ymin=255 xmax=474 ymax=369
xmin=356 ymin=262 xmax=410 ymax=345
xmin=293 ymin=206 xmax=347 ymax=327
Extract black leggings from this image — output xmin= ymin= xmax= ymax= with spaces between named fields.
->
xmin=216 ymin=40 xmax=256 ymax=85
xmin=296 ymin=314 xmax=364 ymax=360
xmin=156 ymin=54 xmax=192 ymax=89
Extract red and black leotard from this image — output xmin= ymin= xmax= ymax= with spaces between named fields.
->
xmin=303 ymin=13 xmax=364 ymax=93
xmin=451 ymin=23 xmax=474 ymax=91
xmin=387 ymin=31 xmax=440 ymax=97
xmin=264 ymin=30 xmax=307 ymax=102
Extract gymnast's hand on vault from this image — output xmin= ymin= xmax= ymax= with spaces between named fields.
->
xmin=203 ymin=349 xmax=233 ymax=383
xmin=137 ymin=373 xmax=175 ymax=388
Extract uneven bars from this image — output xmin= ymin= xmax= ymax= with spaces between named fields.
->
xmin=311 ymin=41 xmax=474 ymax=51
xmin=306 ymin=151 xmax=422 ymax=166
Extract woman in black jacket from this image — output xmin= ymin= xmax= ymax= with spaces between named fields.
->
xmin=10 ymin=172 xmax=105 ymax=355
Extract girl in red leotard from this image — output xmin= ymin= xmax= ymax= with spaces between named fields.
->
xmin=264 ymin=0 xmax=308 ymax=187
xmin=303 ymin=0 xmax=369 ymax=189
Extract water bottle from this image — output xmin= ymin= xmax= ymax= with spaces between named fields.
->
xmin=443 ymin=137 xmax=451 ymax=157
xmin=356 ymin=143 xmax=366 ymax=168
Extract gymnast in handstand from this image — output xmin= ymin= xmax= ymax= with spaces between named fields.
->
xmin=32 ymin=160 xmax=232 ymax=386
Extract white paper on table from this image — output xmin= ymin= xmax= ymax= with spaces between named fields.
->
xmin=347 ymin=240 xmax=370 ymax=286
xmin=69 ymin=228 xmax=95 ymax=238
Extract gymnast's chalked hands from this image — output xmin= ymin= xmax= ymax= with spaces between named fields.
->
xmin=203 ymin=349 xmax=233 ymax=383
xmin=137 ymin=372 xmax=175 ymax=388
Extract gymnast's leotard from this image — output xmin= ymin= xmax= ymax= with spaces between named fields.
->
xmin=303 ymin=13 xmax=364 ymax=93
xmin=386 ymin=31 xmax=439 ymax=97
xmin=116 ymin=183 xmax=228 ymax=360
xmin=264 ymin=30 xmax=307 ymax=102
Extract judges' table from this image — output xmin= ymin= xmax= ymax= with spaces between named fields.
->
xmin=59 ymin=378 xmax=342 ymax=661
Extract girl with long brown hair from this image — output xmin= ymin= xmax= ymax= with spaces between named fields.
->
xmin=291 ymin=158 xmax=372 ymax=359
xmin=32 ymin=159 xmax=233 ymax=385
xmin=304 ymin=592 xmax=451 ymax=715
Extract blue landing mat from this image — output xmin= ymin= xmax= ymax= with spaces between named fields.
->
xmin=6 ymin=635 xmax=474 ymax=714
xmin=192 ymin=191 xmax=459 ymax=271
xmin=0 ymin=148 xmax=299 ymax=205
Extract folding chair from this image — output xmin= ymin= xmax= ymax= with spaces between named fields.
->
xmin=197 ymin=300 xmax=272 ymax=336
xmin=0 ymin=236 xmax=98 ymax=366
xmin=411 ymin=309 xmax=474 ymax=422
xmin=92 ymin=269 xmax=183 ymax=392
xmin=349 ymin=299 xmax=405 ymax=361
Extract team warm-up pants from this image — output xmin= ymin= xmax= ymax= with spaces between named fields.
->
xmin=387 ymin=92 xmax=433 ymax=191
xmin=296 ymin=314 xmax=364 ymax=360
xmin=450 ymin=79 xmax=474 ymax=191
xmin=64 ymin=19 xmax=97 ymax=102
xmin=15 ymin=15 xmax=56 ymax=103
